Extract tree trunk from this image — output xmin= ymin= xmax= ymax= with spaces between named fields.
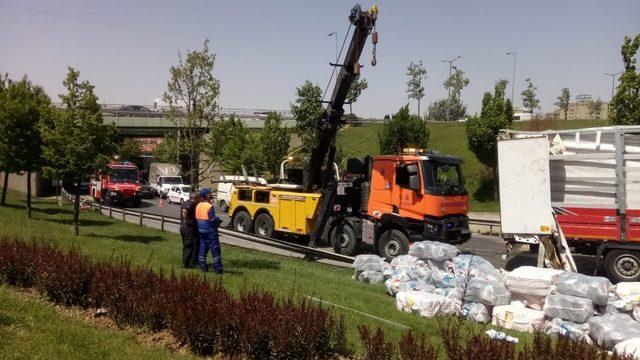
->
xmin=27 ymin=172 xmax=32 ymax=219
xmin=417 ymin=99 xmax=421 ymax=117
xmin=1 ymin=171 xmax=8 ymax=206
xmin=73 ymin=178 xmax=81 ymax=236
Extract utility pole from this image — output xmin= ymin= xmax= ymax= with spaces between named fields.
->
xmin=441 ymin=55 xmax=461 ymax=121
xmin=506 ymin=51 xmax=517 ymax=105
xmin=604 ymin=71 xmax=622 ymax=100
xmin=328 ymin=32 xmax=338 ymax=63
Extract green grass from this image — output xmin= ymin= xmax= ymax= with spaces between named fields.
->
xmin=0 ymin=194 xmax=448 ymax=353
xmin=0 ymin=285 xmax=192 ymax=359
xmin=337 ymin=118 xmax=609 ymax=212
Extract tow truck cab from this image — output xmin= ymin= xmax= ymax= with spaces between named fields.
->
xmin=332 ymin=150 xmax=470 ymax=259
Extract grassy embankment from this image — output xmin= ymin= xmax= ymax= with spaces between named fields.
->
xmin=337 ymin=119 xmax=608 ymax=212
xmin=0 ymin=193 xmax=530 ymax=357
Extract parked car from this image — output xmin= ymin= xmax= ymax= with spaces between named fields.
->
xmin=166 ymin=185 xmax=192 ymax=204
xmin=114 ymin=105 xmax=163 ymax=118
xmin=138 ymin=179 xmax=155 ymax=199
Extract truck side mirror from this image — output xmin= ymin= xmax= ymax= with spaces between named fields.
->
xmin=408 ymin=174 xmax=420 ymax=191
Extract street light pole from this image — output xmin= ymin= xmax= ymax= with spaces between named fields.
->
xmin=441 ymin=55 xmax=461 ymax=121
xmin=506 ymin=52 xmax=517 ymax=105
xmin=328 ymin=32 xmax=338 ymax=63
xmin=604 ymin=71 xmax=622 ymax=100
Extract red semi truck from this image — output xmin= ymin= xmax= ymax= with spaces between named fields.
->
xmin=90 ymin=161 xmax=143 ymax=207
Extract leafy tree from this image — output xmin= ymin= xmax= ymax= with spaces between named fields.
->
xmin=260 ymin=112 xmax=290 ymax=178
xmin=589 ymin=98 xmax=603 ymax=119
xmin=443 ymin=68 xmax=470 ymax=121
xmin=152 ymin=134 xmax=179 ymax=164
xmin=406 ymin=61 xmax=427 ymax=115
xmin=163 ymin=39 xmax=220 ymax=188
xmin=466 ymin=79 xmax=513 ymax=199
xmin=521 ymin=78 xmax=540 ymax=116
xmin=610 ymin=34 xmax=640 ymax=125
xmin=378 ymin=105 xmax=429 ymax=155
xmin=218 ymin=116 xmax=263 ymax=175
xmin=346 ymin=77 xmax=368 ymax=115
xmin=554 ymin=87 xmax=571 ymax=120
xmin=0 ymin=76 xmax=51 ymax=217
xmin=0 ymin=73 xmax=10 ymax=206
xmin=40 ymin=67 xmax=118 ymax=235
xmin=426 ymin=98 xmax=467 ymax=122
xmin=291 ymin=80 xmax=323 ymax=155
xmin=118 ymin=138 xmax=142 ymax=161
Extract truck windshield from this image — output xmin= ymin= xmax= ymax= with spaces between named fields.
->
xmin=422 ymin=160 xmax=466 ymax=195
xmin=110 ymin=168 xmax=138 ymax=183
xmin=163 ymin=176 xmax=182 ymax=184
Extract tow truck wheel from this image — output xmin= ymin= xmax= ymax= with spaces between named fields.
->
xmin=105 ymin=192 xmax=112 ymax=206
xmin=254 ymin=213 xmax=274 ymax=238
xmin=219 ymin=200 xmax=229 ymax=213
xmin=233 ymin=211 xmax=253 ymax=233
xmin=604 ymin=249 xmax=640 ymax=283
xmin=378 ymin=229 xmax=409 ymax=261
xmin=331 ymin=223 xmax=359 ymax=256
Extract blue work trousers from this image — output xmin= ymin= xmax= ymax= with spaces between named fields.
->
xmin=198 ymin=231 xmax=223 ymax=273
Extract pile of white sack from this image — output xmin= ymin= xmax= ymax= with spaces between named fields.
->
xmin=352 ymin=241 xmax=640 ymax=359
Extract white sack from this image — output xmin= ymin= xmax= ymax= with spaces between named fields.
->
xmin=409 ymin=241 xmax=459 ymax=261
xmin=492 ymin=304 xmax=545 ymax=333
xmin=589 ymin=313 xmax=640 ymax=350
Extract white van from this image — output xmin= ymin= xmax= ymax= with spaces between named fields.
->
xmin=216 ymin=175 xmax=267 ymax=212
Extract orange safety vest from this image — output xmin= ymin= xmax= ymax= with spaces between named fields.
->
xmin=195 ymin=202 xmax=213 ymax=221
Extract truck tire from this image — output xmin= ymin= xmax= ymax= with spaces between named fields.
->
xmin=604 ymin=249 xmax=640 ymax=283
xmin=378 ymin=229 xmax=409 ymax=261
xmin=233 ymin=211 xmax=253 ymax=233
xmin=219 ymin=200 xmax=229 ymax=213
xmin=331 ymin=223 xmax=359 ymax=256
xmin=105 ymin=192 xmax=112 ymax=206
xmin=254 ymin=213 xmax=274 ymax=238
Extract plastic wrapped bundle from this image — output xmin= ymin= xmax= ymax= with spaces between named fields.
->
xmin=431 ymin=270 xmax=466 ymax=289
xmin=390 ymin=254 xmax=420 ymax=269
xmin=425 ymin=259 xmax=455 ymax=273
xmin=409 ymin=241 xmax=459 ymax=261
xmin=613 ymin=337 xmax=640 ymax=360
xmin=396 ymin=291 xmax=459 ymax=317
xmin=542 ymin=318 xmax=592 ymax=344
xmin=589 ymin=313 xmax=640 ymax=350
xmin=462 ymin=302 xmax=492 ymax=323
xmin=453 ymin=254 xmax=504 ymax=284
xmin=358 ymin=271 xmax=384 ymax=284
xmin=353 ymin=254 xmax=388 ymax=277
xmin=464 ymin=278 xmax=510 ymax=306
xmin=492 ymin=304 xmax=545 ymax=332
xmin=385 ymin=278 xmax=434 ymax=296
xmin=556 ymin=272 xmax=611 ymax=306
xmin=504 ymin=266 xmax=564 ymax=296
xmin=543 ymin=294 xmax=593 ymax=323
xmin=615 ymin=282 xmax=640 ymax=300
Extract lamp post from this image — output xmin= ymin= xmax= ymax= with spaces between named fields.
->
xmin=506 ymin=51 xmax=517 ymax=105
xmin=604 ymin=71 xmax=622 ymax=100
xmin=441 ymin=55 xmax=461 ymax=121
xmin=328 ymin=32 xmax=338 ymax=63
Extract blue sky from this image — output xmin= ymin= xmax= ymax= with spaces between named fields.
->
xmin=1 ymin=0 xmax=638 ymax=117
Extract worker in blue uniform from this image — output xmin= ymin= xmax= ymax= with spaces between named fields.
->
xmin=195 ymin=188 xmax=224 ymax=274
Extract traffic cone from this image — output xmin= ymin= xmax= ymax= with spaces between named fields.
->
xmin=158 ymin=196 xmax=164 ymax=208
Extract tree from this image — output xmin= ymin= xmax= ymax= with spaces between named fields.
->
xmin=466 ymin=80 xmax=513 ymax=199
xmin=40 ymin=67 xmax=118 ymax=235
xmin=589 ymin=98 xmax=603 ymax=119
xmin=0 ymin=76 xmax=51 ymax=218
xmin=291 ymin=80 xmax=323 ymax=155
xmin=0 ymin=73 xmax=10 ymax=206
xmin=260 ymin=112 xmax=290 ymax=178
xmin=118 ymin=138 xmax=142 ymax=161
xmin=218 ymin=116 xmax=263 ymax=175
xmin=406 ymin=61 xmax=427 ymax=115
xmin=378 ymin=105 xmax=429 ymax=155
xmin=610 ymin=34 xmax=640 ymax=125
xmin=346 ymin=77 xmax=368 ymax=115
xmin=163 ymin=39 xmax=220 ymax=188
xmin=554 ymin=87 xmax=571 ymax=120
xmin=521 ymin=78 xmax=540 ymax=116
xmin=443 ymin=67 xmax=470 ymax=121
xmin=426 ymin=98 xmax=467 ymax=122
xmin=152 ymin=134 xmax=179 ymax=164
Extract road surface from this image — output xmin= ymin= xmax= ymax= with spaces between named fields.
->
xmin=129 ymin=198 xmax=598 ymax=274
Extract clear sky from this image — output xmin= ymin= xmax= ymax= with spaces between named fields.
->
xmin=1 ymin=0 xmax=638 ymax=117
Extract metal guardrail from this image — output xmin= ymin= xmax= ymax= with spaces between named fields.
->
xmin=468 ymin=218 xmax=501 ymax=236
xmin=61 ymin=187 xmax=354 ymax=265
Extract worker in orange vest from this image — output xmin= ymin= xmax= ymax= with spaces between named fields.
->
xmin=195 ymin=188 xmax=223 ymax=274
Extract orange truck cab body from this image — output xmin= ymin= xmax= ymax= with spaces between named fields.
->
xmin=330 ymin=150 xmax=471 ymax=260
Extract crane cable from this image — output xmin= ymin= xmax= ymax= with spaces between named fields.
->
xmin=322 ymin=23 xmax=353 ymax=102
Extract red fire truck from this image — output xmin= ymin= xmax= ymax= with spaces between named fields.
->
xmin=90 ymin=161 xmax=143 ymax=207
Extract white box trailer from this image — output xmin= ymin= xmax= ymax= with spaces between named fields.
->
xmin=498 ymin=126 xmax=640 ymax=282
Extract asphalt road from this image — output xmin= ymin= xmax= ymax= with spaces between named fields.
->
xmin=130 ymin=198 xmax=598 ymax=274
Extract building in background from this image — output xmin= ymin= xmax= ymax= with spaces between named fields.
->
xmin=556 ymin=94 xmax=609 ymax=120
